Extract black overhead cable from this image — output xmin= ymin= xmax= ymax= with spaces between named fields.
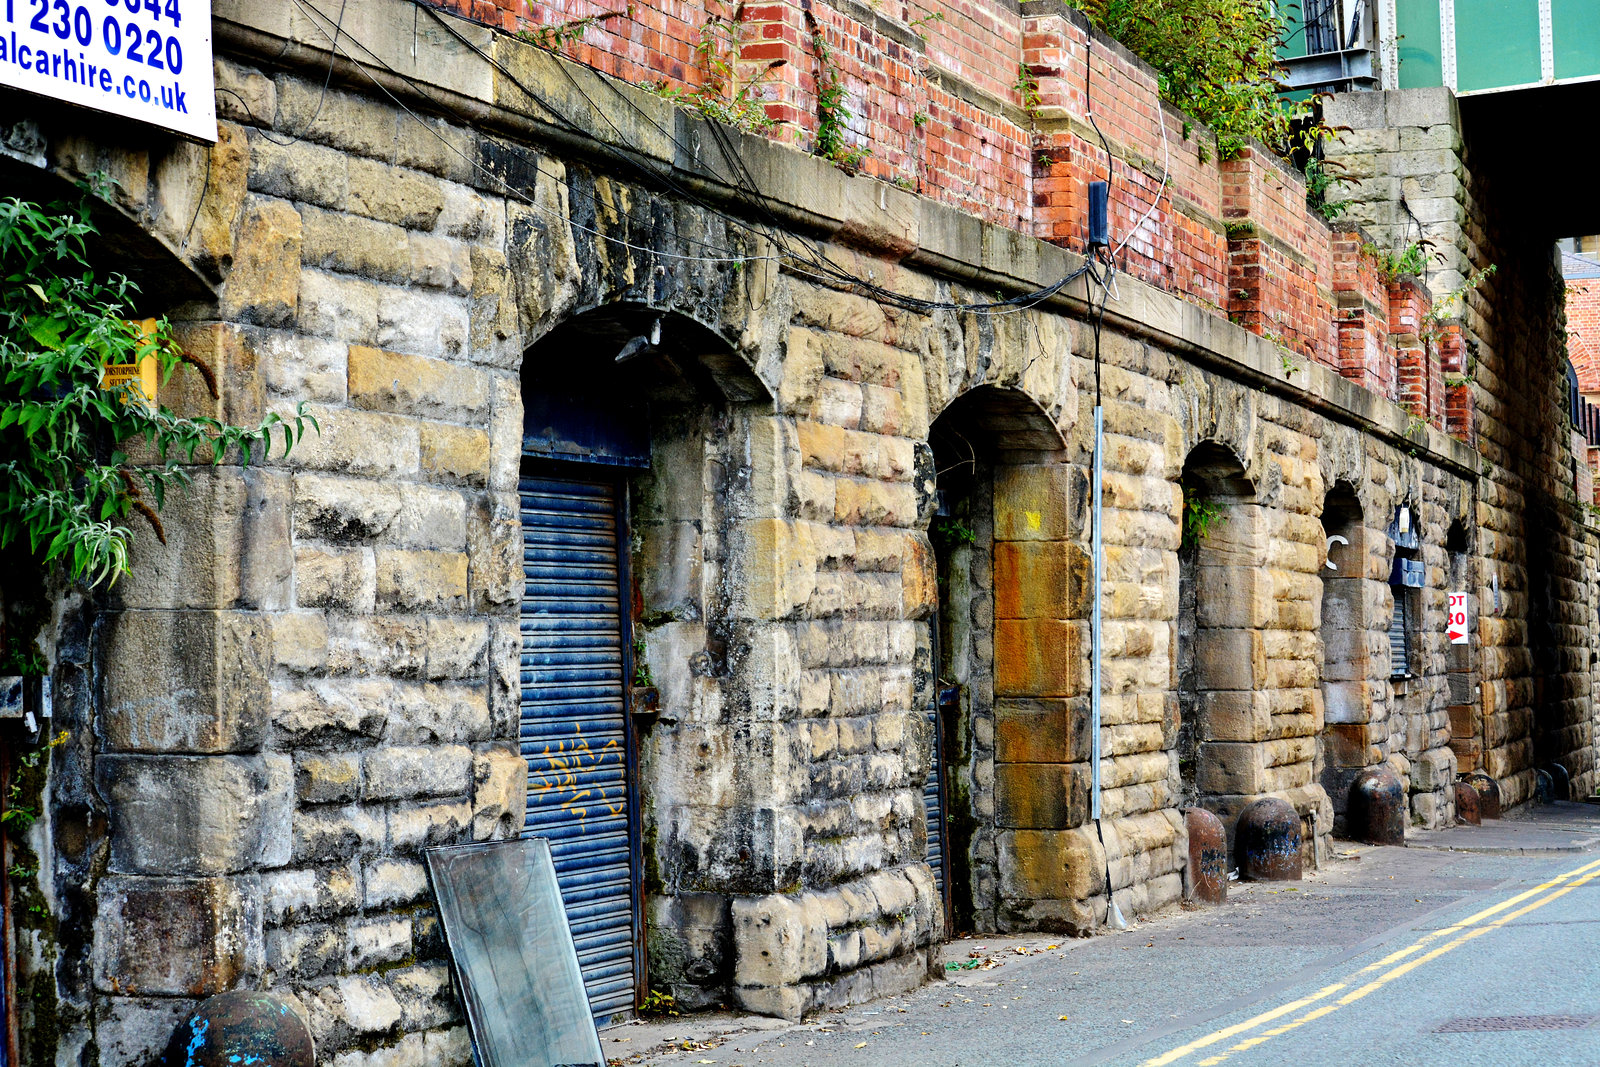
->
xmin=278 ymin=0 xmax=1100 ymax=319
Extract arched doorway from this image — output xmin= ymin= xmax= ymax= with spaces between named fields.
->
xmin=1175 ymin=443 xmax=1260 ymax=818
xmin=517 ymin=303 xmax=767 ymax=1022
xmin=925 ymin=384 xmax=1073 ymax=935
xmin=1318 ymin=482 xmax=1371 ymax=832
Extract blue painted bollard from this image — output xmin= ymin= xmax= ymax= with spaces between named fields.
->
xmin=164 ymin=991 xmax=314 ymax=1067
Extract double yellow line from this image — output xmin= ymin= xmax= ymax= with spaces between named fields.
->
xmin=1140 ymin=856 xmax=1600 ymax=1066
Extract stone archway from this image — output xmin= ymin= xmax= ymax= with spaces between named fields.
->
xmin=515 ymin=301 xmax=773 ymax=1019
xmin=1318 ymin=482 xmax=1374 ymax=832
xmin=1175 ymin=442 xmax=1262 ymax=822
xmin=923 ymin=384 xmax=1083 ymax=934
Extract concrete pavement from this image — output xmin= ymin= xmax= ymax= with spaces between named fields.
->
xmin=609 ymin=803 xmax=1600 ymax=1067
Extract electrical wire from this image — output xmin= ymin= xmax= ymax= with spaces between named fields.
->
xmin=396 ymin=0 xmax=1098 ymax=316
xmin=282 ymin=0 xmax=776 ymax=266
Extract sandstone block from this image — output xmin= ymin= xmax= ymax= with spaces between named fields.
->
xmin=364 ymin=745 xmax=472 ymax=801
xmin=1198 ymin=690 xmax=1271 ymax=743
xmin=94 ymin=875 xmax=262 ymax=995
xmin=292 ymin=804 xmax=386 ymax=864
xmin=994 ymin=540 xmax=1087 ymax=619
xmin=996 ymin=763 xmax=1087 ymax=829
xmin=374 ymin=550 xmax=469 ymax=612
xmin=996 ymin=698 xmax=1092 ymax=763
xmin=1195 ymin=565 xmax=1272 ymax=628
xmin=994 ymin=465 xmax=1082 ymax=541
xmin=348 ymin=157 xmax=446 ymax=229
xmin=222 ymin=197 xmax=301 ymax=326
xmin=420 ymin=422 xmax=491 ymax=486
xmin=263 ymin=861 xmax=363 ymax=925
xmin=296 ymin=545 xmax=377 ymax=612
xmin=328 ymin=617 xmax=427 ymax=677
xmin=286 ymin=404 xmax=419 ymax=479
xmin=995 ymin=618 xmax=1085 ymax=697
xmin=363 ymin=857 xmax=430 ymax=909
xmin=120 ymin=467 xmax=293 ymax=611
xmin=996 ymin=827 xmax=1105 ymax=901
xmin=731 ymin=894 xmax=805 ymax=988
xmin=296 ymin=752 xmax=363 ymax=804
xmin=1192 ymin=629 xmax=1265 ymax=690
xmin=102 ymin=610 xmax=272 ymax=753
xmin=348 ymin=346 xmax=489 ymax=423
xmin=99 ymin=753 xmax=292 ymax=876
xmin=1197 ymin=742 xmax=1267 ymax=795
xmin=387 ymin=799 xmax=472 ymax=852
xmin=471 ymin=744 xmax=527 ymax=841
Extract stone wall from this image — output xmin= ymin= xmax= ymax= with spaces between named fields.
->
xmin=1325 ymin=87 xmax=1600 ymax=809
xmin=0 ymin=5 xmax=1592 ymax=1066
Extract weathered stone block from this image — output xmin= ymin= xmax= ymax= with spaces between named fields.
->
xmin=1195 ymin=566 xmax=1271 ymax=628
xmin=994 ymin=698 xmax=1091 ymax=763
xmin=420 ymin=422 xmax=491 ymax=486
xmin=995 ymin=619 xmax=1085 ymax=697
xmin=94 ymin=875 xmax=263 ymax=995
xmin=222 ymin=197 xmax=301 ymax=326
xmin=995 ymin=763 xmax=1087 ymax=829
xmin=1192 ymin=629 xmax=1265 ymax=690
xmin=296 ymin=752 xmax=363 ymax=804
xmin=731 ymin=894 xmax=805 ymax=988
xmin=363 ymin=857 xmax=430 ymax=909
xmin=120 ymin=468 xmax=293 ymax=611
xmin=1197 ymin=690 xmax=1271 ymax=743
xmin=471 ymin=744 xmax=527 ymax=841
xmin=363 ymin=745 xmax=472 ymax=800
xmin=1197 ymin=742 xmax=1267 ymax=795
xmin=348 ymin=345 xmax=489 ymax=423
xmin=994 ymin=464 xmax=1082 ymax=541
xmin=296 ymin=545 xmax=377 ymax=612
xmin=102 ymin=610 xmax=272 ymax=753
xmin=994 ymin=540 xmax=1089 ymax=619
xmin=374 ymin=550 xmax=469 ymax=612
xmin=263 ymin=861 xmax=362 ymax=924
xmin=996 ymin=827 xmax=1105 ymax=901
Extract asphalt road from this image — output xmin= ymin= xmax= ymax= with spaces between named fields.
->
xmin=617 ymin=802 xmax=1600 ymax=1067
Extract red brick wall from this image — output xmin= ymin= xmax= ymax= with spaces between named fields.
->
xmin=429 ymin=0 xmax=1410 ymax=407
xmin=1569 ymin=277 xmax=1600 ymax=396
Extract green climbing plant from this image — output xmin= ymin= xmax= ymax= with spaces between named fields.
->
xmin=0 ymin=188 xmax=315 ymax=589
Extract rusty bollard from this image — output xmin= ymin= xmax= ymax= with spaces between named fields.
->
xmin=164 ymin=991 xmax=314 ymax=1067
xmin=1235 ymin=797 xmax=1302 ymax=881
xmin=1455 ymin=779 xmax=1481 ymax=825
xmin=1546 ymin=763 xmax=1571 ymax=802
xmin=1347 ymin=766 xmax=1406 ymax=846
xmin=1468 ymin=772 xmax=1502 ymax=819
xmin=1186 ymin=808 xmax=1228 ymax=904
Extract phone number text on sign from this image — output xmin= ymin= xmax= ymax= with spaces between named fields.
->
xmin=1 ymin=0 xmax=215 ymax=142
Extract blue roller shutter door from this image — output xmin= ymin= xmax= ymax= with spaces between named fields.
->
xmin=519 ymin=472 xmax=640 ymax=1023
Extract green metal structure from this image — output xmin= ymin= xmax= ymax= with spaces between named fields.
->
xmin=1280 ymin=0 xmax=1600 ymax=96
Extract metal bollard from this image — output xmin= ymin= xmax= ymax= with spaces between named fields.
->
xmin=1235 ymin=797 xmax=1302 ymax=881
xmin=1346 ymin=765 xmax=1406 ymax=846
xmin=1455 ymin=779 xmax=1481 ymax=825
xmin=1545 ymin=763 xmax=1571 ymax=801
xmin=1185 ymin=807 xmax=1228 ymax=904
xmin=164 ymin=991 xmax=315 ymax=1067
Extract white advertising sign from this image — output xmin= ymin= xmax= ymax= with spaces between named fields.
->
xmin=0 ymin=0 xmax=215 ymax=142
xmin=1447 ymin=591 xmax=1469 ymax=644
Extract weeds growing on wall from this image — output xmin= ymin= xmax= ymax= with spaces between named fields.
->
xmin=1369 ymin=239 xmax=1437 ymax=282
xmin=810 ymin=22 xmax=871 ymax=170
xmin=518 ymin=6 xmax=634 ymax=51
xmin=648 ymin=2 xmax=784 ymax=134
xmin=1180 ymin=486 xmax=1226 ymax=550
xmin=1303 ymin=156 xmax=1350 ymax=221
xmin=1068 ymin=0 xmax=1326 ymax=160
xmin=0 ymin=189 xmax=314 ymax=590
